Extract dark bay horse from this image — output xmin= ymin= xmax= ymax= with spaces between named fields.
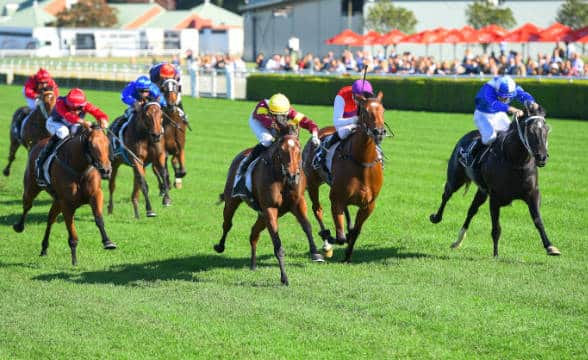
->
xmin=4 ymin=89 xmax=56 ymax=176
xmin=160 ymin=78 xmax=188 ymax=189
xmin=13 ymin=124 xmax=115 ymax=265
xmin=215 ymin=126 xmax=324 ymax=286
xmin=430 ymin=105 xmax=560 ymax=256
xmin=108 ymin=101 xmax=170 ymax=218
xmin=302 ymin=92 xmax=388 ymax=262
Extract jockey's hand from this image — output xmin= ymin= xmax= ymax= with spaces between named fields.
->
xmin=81 ymin=120 xmax=92 ymax=128
xmin=508 ymin=106 xmax=524 ymax=118
xmin=133 ymin=101 xmax=143 ymax=112
xmin=98 ymin=118 xmax=108 ymax=129
xmin=529 ymin=102 xmax=539 ymax=111
xmin=311 ymin=134 xmax=320 ymax=148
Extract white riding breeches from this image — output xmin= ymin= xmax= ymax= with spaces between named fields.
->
xmin=334 ymin=116 xmax=359 ymax=139
xmin=46 ymin=117 xmax=79 ymax=139
xmin=249 ymin=115 xmax=274 ymax=147
xmin=474 ymin=110 xmax=511 ymax=145
xmin=25 ymin=97 xmax=37 ymax=110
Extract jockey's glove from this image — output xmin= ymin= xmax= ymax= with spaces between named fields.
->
xmin=508 ymin=106 xmax=524 ymax=118
xmin=311 ymin=134 xmax=320 ymax=147
xmin=99 ymin=118 xmax=108 ymax=129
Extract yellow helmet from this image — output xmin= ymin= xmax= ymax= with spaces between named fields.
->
xmin=268 ymin=93 xmax=290 ymax=115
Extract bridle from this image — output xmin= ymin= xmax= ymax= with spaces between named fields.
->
xmin=267 ymin=135 xmax=301 ymax=186
xmin=141 ymin=102 xmax=163 ymax=142
xmin=513 ymin=113 xmax=549 ymax=157
xmin=357 ymin=99 xmax=392 ymax=145
xmin=83 ymin=128 xmax=110 ymax=177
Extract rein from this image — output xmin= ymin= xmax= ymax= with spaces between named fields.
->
xmin=514 ymin=114 xmax=545 ymax=157
xmin=53 ymin=134 xmax=99 ymax=180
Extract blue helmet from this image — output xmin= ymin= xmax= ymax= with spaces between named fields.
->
xmin=135 ymin=76 xmax=151 ymax=92
xmin=495 ymin=76 xmax=516 ymax=98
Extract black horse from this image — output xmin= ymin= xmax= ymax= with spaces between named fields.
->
xmin=430 ymin=105 xmax=560 ymax=257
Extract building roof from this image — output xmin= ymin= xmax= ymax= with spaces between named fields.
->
xmin=190 ymin=1 xmax=242 ymax=27
xmin=0 ymin=0 xmax=54 ymax=26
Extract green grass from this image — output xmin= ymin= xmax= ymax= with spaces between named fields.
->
xmin=0 ymin=85 xmax=586 ymax=359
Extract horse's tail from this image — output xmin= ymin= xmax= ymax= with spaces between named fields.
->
xmin=216 ymin=193 xmax=225 ymax=205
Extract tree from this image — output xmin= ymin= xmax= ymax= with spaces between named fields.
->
xmin=55 ymin=0 xmax=118 ymax=28
xmin=466 ymin=0 xmax=516 ymax=30
xmin=365 ymin=1 xmax=417 ymax=34
xmin=556 ymin=0 xmax=588 ymax=30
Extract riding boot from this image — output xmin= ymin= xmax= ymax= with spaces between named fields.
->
xmin=464 ymin=139 xmax=482 ymax=168
xmin=36 ymin=135 xmax=59 ymax=187
xmin=177 ymin=101 xmax=189 ymax=123
xmin=313 ymin=132 xmax=341 ymax=170
xmin=233 ymin=143 xmax=267 ymax=197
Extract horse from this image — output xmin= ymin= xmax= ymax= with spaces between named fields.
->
xmin=214 ymin=124 xmax=324 ymax=286
xmin=159 ymin=78 xmax=188 ymax=189
xmin=107 ymin=101 xmax=170 ymax=218
xmin=301 ymin=92 xmax=388 ymax=262
xmin=12 ymin=123 xmax=116 ymax=265
xmin=3 ymin=89 xmax=56 ymax=176
xmin=429 ymin=105 xmax=561 ymax=257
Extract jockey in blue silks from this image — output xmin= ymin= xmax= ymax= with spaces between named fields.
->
xmin=463 ymin=75 xmax=539 ymax=167
xmin=121 ymin=75 xmax=166 ymax=121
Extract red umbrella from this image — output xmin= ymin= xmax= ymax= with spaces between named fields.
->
xmin=378 ymin=29 xmax=406 ymax=46
xmin=325 ymin=29 xmax=363 ymax=46
xmin=537 ymin=22 xmax=572 ymax=42
xmin=563 ymin=26 xmax=588 ymax=42
xmin=502 ymin=23 xmax=542 ymax=42
xmin=460 ymin=25 xmax=479 ymax=43
xmin=477 ymin=24 xmax=508 ymax=43
xmin=361 ymin=30 xmax=382 ymax=46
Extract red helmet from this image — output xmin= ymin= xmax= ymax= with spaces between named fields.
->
xmin=66 ymin=88 xmax=87 ymax=108
xmin=35 ymin=68 xmax=51 ymax=82
xmin=160 ymin=63 xmax=175 ymax=78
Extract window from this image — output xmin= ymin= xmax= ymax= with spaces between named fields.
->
xmin=341 ymin=0 xmax=363 ymax=15
xmin=75 ymin=33 xmax=95 ymax=50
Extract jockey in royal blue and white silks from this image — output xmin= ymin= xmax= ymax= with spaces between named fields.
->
xmin=474 ymin=76 xmax=535 ymax=145
xmin=121 ymin=75 xmax=166 ymax=119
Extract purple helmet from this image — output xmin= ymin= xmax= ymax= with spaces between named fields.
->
xmin=352 ymin=79 xmax=373 ymax=96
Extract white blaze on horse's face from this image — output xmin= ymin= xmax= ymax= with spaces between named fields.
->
xmin=287 ymin=139 xmax=295 ymax=148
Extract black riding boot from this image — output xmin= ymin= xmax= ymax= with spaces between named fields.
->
xmin=233 ymin=143 xmax=267 ymax=197
xmin=36 ymin=135 xmax=59 ymax=187
xmin=464 ymin=139 xmax=482 ymax=168
xmin=313 ymin=132 xmax=341 ymax=170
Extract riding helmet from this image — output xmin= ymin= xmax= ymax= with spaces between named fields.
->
xmin=66 ymin=88 xmax=87 ymax=108
xmin=496 ymin=76 xmax=517 ymax=98
xmin=160 ymin=63 xmax=176 ymax=78
xmin=35 ymin=68 xmax=51 ymax=82
xmin=352 ymin=79 xmax=373 ymax=96
xmin=268 ymin=93 xmax=290 ymax=115
xmin=135 ymin=75 xmax=152 ymax=91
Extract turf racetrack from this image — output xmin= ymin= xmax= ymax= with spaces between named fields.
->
xmin=0 ymin=85 xmax=586 ymax=358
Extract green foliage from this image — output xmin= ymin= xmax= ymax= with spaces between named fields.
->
xmin=247 ymin=75 xmax=588 ymax=120
xmin=556 ymin=0 xmax=588 ymax=30
xmin=54 ymin=0 xmax=118 ymax=28
xmin=0 ymin=86 xmax=587 ymax=358
xmin=365 ymin=0 xmax=417 ymax=34
xmin=466 ymin=0 xmax=516 ymax=30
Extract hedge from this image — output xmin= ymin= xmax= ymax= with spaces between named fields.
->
xmin=8 ymin=74 xmax=129 ymax=93
xmin=247 ymin=74 xmax=588 ymax=120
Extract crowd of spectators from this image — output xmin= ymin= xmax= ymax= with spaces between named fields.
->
xmin=255 ymin=43 xmax=587 ymax=77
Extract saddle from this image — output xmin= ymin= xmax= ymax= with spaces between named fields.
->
xmin=36 ymin=137 xmax=70 ymax=187
xmin=458 ymin=137 xmax=495 ymax=191
xmin=12 ymin=107 xmax=32 ymax=142
xmin=232 ymin=157 xmax=262 ymax=212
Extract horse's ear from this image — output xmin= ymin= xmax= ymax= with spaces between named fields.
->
xmin=355 ymin=95 xmax=367 ymax=105
xmin=377 ymin=91 xmax=383 ymax=102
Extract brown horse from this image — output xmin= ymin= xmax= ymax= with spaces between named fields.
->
xmin=108 ymin=101 xmax=170 ymax=218
xmin=214 ymin=126 xmax=324 ymax=286
xmin=430 ymin=105 xmax=560 ymax=256
xmin=3 ymin=89 xmax=56 ymax=176
xmin=159 ymin=78 xmax=188 ymax=189
xmin=302 ymin=92 xmax=388 ymax=262
xmin=13 ymin=124 xmax=115 ymax=265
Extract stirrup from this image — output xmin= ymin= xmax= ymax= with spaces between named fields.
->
xmin=232 ymin=176 xmax=247 ymax=197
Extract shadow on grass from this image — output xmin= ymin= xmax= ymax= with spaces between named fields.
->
xmin=30 ymin=253 xmax=281 ymax=286
xmin=0 ymin=198 xmax=53 ymax=206
xmin=325 ymin=244 xmax=432 ymax=264
xmin=0 ymin=211 xmax=54 ymax=227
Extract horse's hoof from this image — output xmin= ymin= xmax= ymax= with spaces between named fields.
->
xmin=174 ymin=178 xmax=183 ymax=189
xmin=281 ymin=277 xmax=289 ymax=286
xmin=311 ymin=253 xmax=324 ymax=262
xmin=40 ymin=251 xmax=47 ymax=257
xmin=2 ymin=168 xmax=9 ymax=177
xmin=103 ymin=241 xmax=117 ymax=250
xmin=146 ymin=211 xmax=157 ymax=217
xmin=162 ymin=197 xmax=171 ymax=207
xmin=547 ymin=246 xmax=561 ymax=256
xmin=336 ymin=237 xmax=346 ymax=245
xmin=213 ymin=244 xmax=225 ymax=253
xmin=430 ymin=213 xmax=441 ymax=224
xmin=13 ymin=223 xmax=24 ymax=233
xmin=323 ymin=248 xmax=333 ymax=258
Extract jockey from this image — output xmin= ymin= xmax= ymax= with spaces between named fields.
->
xmin=233 ymin=93 xmax=320 ymax=197
xmin=36 ymin=88 xmax=109 ymax=187
xmin=313 ymin=79 xmax=373 ymax=170
xmin=463 ymin=75 xmax=539 ymax=167
xmin=149 ymin=62 xmax=187 ymax=120
xmin=23 ymin=68 xmax=59 ymax=110
xmin=121 ymin=75 xmax=166 ymax=122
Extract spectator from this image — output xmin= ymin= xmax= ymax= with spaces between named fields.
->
xmin=255 ymin=52 xmax=266 ymax=70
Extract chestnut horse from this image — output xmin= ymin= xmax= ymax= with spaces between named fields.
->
xmin=215 ymin=125 xmax=324 ymax=286
xmin=3 ymin=89 xmax=56 ymax=176
xmin=159 ymin=78 xmax=188 ymax=189
xmin=302 ymin=92 xmax=388 ymax=262
xmin=108 ymin=101 xmax=170 ymax=218
xmin=430 ymin=105 xmax=560 ymax=256
xmin=13 ymin=124 xmax=115 ymax=265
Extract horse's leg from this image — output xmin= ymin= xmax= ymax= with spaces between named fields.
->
xmin=452 ymin=189 xmax=488 ymax=249
xmin=153 ymin=156 xmax=171 ymax=207
xmin=3 ymin=133 xmax=20 ymax=177
xmin=13 ymin=181 xmax=41 ymax=233
xmin=214 ymin=195 xmax=242 ymax=254
xmin=430 ymin=160 xmax=467 ymax=224
xmin=89 ymin=190 xmax=116 ymax=250
xmin=152 ymin=161 xmax=165 ymax=196
xmin=174 ymin=148 xmax=187 ymax=189
xmin=62 ymin=207 xmax=79 ymax=266
xmin=264 ymin=207 xmax=288 ymax=286
xmin=307 ymin=179 xmax=334 ymax=256
xmin=107 ymin=162 xmax=120 ymax=215
xmin=291 ymin=199 xmax=324 ymax=262
xmin=489 ymin=197 xmax=501 ymax=257
xmin=344 ymin=203 xmax=376 ymax=263
xmin=249 ymin=216 xmax=266 ymax=270
xmin=526 ymin=190 xmax=560 ymax=256
xmin=40 ymin=201 xmax=61 ymax=257
xmin=344 ymin=207 xmax=353 ymax=232
xmin=330 ymin=199 xmax=347 ymax=246
xmin=132 ymin=164 xmax=155 ymax=218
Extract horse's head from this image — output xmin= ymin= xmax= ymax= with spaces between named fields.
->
xmin=41 ymin=89 xmax=56 ymax=110
xmin=275 ymin=134 xmax=301 ymax=186
xmin=516 ymin=104 xmax=550 ymax=167
xmin=139 ymin=102 xmax=163 ymax=143
xmin=356 ymin=91 xmax=387 ymax=145
xmin=161 ymin=79 xmax=179 ymax=109
xmin=83 ymin=125 xmax=112 ymax=179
